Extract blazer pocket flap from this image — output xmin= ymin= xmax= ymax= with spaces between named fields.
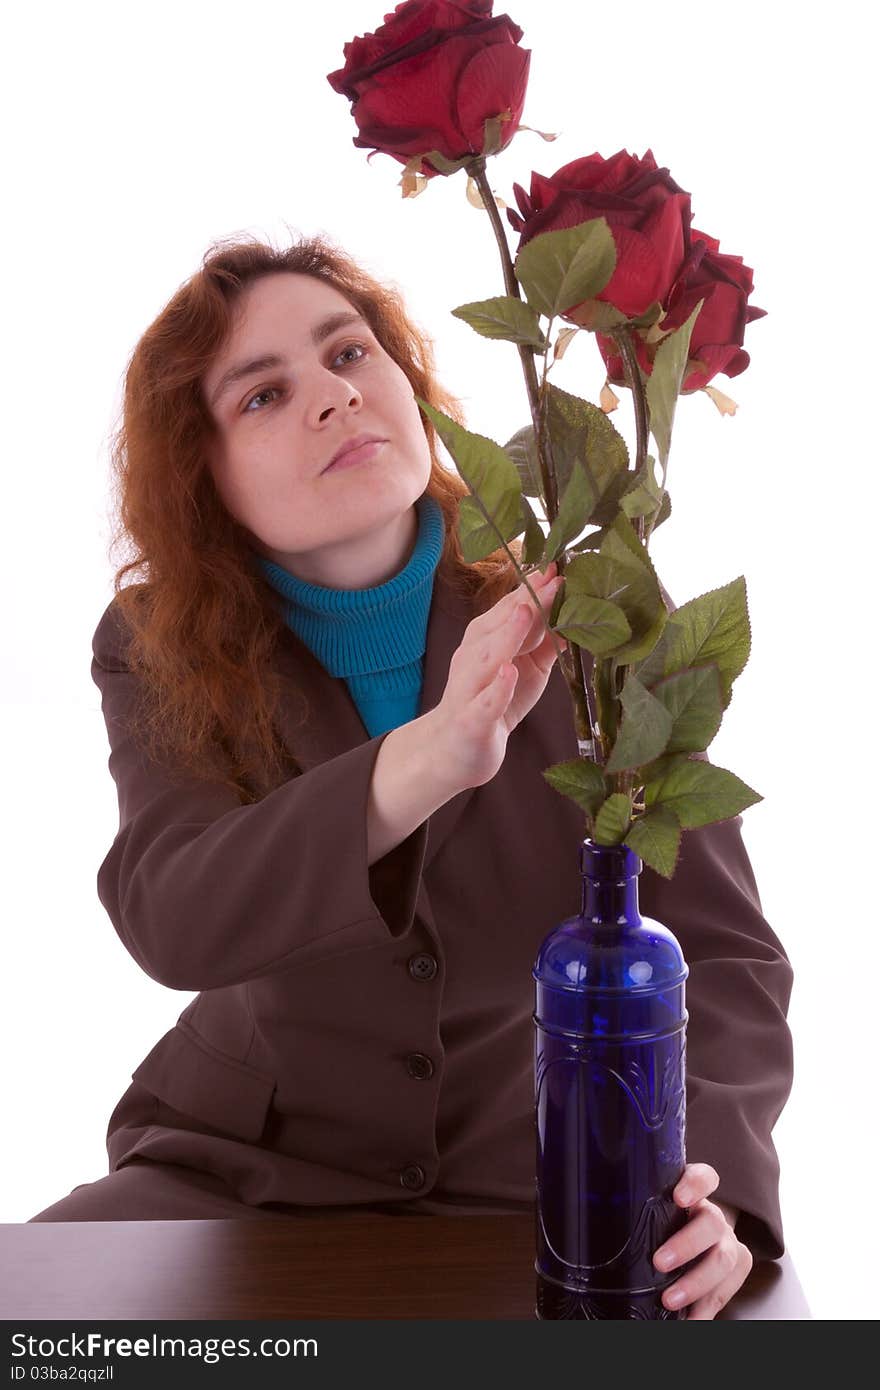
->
xmin=131 ymin=1019 xmax=276 ymax=1141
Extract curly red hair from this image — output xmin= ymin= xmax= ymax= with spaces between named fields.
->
xmin=105 ymin=230 xmax=523 ymax=803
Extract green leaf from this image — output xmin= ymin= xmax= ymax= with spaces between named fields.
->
xmin=650 ymin=486 xmax=672 ymax=534
xmin=519 ymin=496 xmax=548 ymax=566
xmin=505 ymin=386 xmax=629 ymax=526
xmin=563 ymin=547 xmax=648 ymax=604
xmin=633 ymin=577 xmax=751 ymax=709
xmin=452 ymin=295 xmax=547 ymax=350
xmin=600 ymin=507 xmax=652 ymax=572
xmin=593 ymin=793 xmax=632 ymax=844
xmin=504 ymin=423 xmax=544 ymax=502
xmin=624 ymin=806 xmax=682 ymax=879
xmin=632 ymin=750 xmax=693 ymax=789
xmin=561 ymin=547 xmax=635 ymax=590
xmin=595 ymin=513 xmax=668 ymax=664
xmin=604 ymin=674 xmax=673 ymax=775
xmin=612 ymin=599 xmax=669 ymax=668
xmin=569 ymin=528 xmax=608 ymax=551
xmin=645 ymin=299 xmax=704 ymax=468
xmin=633 ymin=615 xmax=682 ymax=689
xmin=541 ymin=756 xmax=607 ymax=817
xmin=620 ymin=456 xmax=665 ymax=521
xmin=514 ymin=218 xmax=617 ymax=320
xmin=629 ymin=300 xmax=665 ymax=331
xmin=643 ymin=758 xmax=763 ymax=829
xmin=543 ymin=384 xmax=630 ymax=524
xmin=544 ymin=459 xmax=597 ymax=560
xmin=416 ymin=398 xmax=523 ymax=562
xmin=566 ymin=299 xmax=629 ymax=333
xmin=554 ymin=590 xmax=632 ymax=657
xmin=456 ymin=494 xmax=519 ymax=562
xmin=650 ymin=665 xmax=723 ymax=754
xmin=553 ymin=525 xmax=661 ymax=667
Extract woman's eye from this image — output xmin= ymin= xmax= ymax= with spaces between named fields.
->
xmin=334 ymin=342 xmax=368 ymax=366
xmin=243 ymin=387 xmax=281 ymax=413
xmin=243 ymin=344 xmax=368 ymax=413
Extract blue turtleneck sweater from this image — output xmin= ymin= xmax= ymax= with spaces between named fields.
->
xmin=253 ymin=492 xmax=446 ymax=738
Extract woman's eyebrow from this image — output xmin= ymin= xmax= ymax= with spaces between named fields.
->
xmin=209 ymin=311 xmax=367 ymax=408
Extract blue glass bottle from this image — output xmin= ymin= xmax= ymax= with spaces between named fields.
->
xmin=533 ymin=840 xmax=698 ymax=1319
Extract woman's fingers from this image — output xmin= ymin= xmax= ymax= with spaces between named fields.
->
xmin=673 ymin=1163 xmax=720 ymax=1208
xmin=661 ymin=1222 xmax=742 ymax=1314
xmin=482 ymin=580 xmax=560 ymax=678
xmin=655 ymin=1200 xmax=729 ymax=1272
xmin=453 ymin=565 xmax=564 ymax=719
xmin=480 ymin=565 xmax=557 ymax=634
xmin=686 ymin=1243 xmax=753 ymax=1320
xmin=515 ymin=577 xmax=564 ymax=650
xmin=480 ymin=659 xmax=518 ymax=711
xmin=653 ymin=1199 xmax=741 ymax=1315
xmin=435 ymin=564 xmax=562 ymax=787
xmin=651 ymin=1164 xmax=728 ymax=1308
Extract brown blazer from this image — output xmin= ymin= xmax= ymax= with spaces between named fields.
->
xmin=91 ymin=562 xmax=794 ymax=1261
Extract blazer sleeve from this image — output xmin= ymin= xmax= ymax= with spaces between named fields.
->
xmin=90 ymin=601 xmax=430 ymax=993
xmin=638 ymin=814 xmax=795 ymax=1264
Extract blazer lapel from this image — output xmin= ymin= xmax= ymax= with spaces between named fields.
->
xmin=270 ymin=563 xmax=482 ymax=871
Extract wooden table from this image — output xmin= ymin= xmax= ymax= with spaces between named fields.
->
xmin=1 ymin=1213 xmax=810 ymax=1320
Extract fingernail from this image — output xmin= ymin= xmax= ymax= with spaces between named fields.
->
xmin=656 ymin=1250 xmax=675 ymax=1269
xmin=666 ymin=1289 xmax=686 ymax=1308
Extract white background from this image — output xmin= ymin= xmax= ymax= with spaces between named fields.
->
xmin=2 ymin=0 xmax=874 ymax=1320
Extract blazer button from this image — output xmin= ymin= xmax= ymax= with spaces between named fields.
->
xmin=405 ymin=1052 xmax=434 ymax=1080
xmin=400 ymin=1164 xmax=426 ymax=1191
xmin=408 ymin=953 xmax=438 ymax=981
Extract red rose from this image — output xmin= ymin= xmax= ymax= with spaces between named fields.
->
xmin=327 ymin=0 xmax=530 ymax=178
xmin=596 ymin=231 xmax=767 ymax=392
xmin=507 ymin=149 xmax=693 ymax=320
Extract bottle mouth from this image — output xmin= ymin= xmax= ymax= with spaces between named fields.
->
xmin=580 ymin=839 xmax=643 ymax=880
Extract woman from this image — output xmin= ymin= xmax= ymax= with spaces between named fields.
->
xmin=29 ymin=233 xmax=793 ymax=1319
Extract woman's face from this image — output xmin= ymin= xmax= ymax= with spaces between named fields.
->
xmin=202 ymin=271 xmax=433 ymax=587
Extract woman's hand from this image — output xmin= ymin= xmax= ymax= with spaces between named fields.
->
xmin=653 ymin=1162 xmax=753 ymax=1319
xmin=431 ymin=560 xmax=566 ymax=791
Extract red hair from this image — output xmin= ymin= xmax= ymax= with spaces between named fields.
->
xmin=105 ymin=230 xmax=523 ymax=803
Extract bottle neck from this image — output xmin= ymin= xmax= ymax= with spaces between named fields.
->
xmin=579 ymin=841 xmax=643 ymax=927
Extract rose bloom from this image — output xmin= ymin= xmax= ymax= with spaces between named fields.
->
xmin=595 ymin=230 xmax=767 ymax=392
xmin=327 ymin=0 xmax=530 ymax=177
xmin=507 ymin=148 xmax=693 ymax=320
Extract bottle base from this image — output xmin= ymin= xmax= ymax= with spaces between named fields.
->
xmin=536 ymin=1271 xmax=685 ymax=1320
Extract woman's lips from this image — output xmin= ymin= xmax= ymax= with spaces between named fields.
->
xmin=324 ymin=439 xmax=386 ymax=473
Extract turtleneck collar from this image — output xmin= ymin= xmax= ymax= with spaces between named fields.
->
xmin=251 ymin=491 xmax=446 ymax=680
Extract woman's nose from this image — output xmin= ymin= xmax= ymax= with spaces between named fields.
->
xmin=315 ymin=374 xmax=362 ymax=423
